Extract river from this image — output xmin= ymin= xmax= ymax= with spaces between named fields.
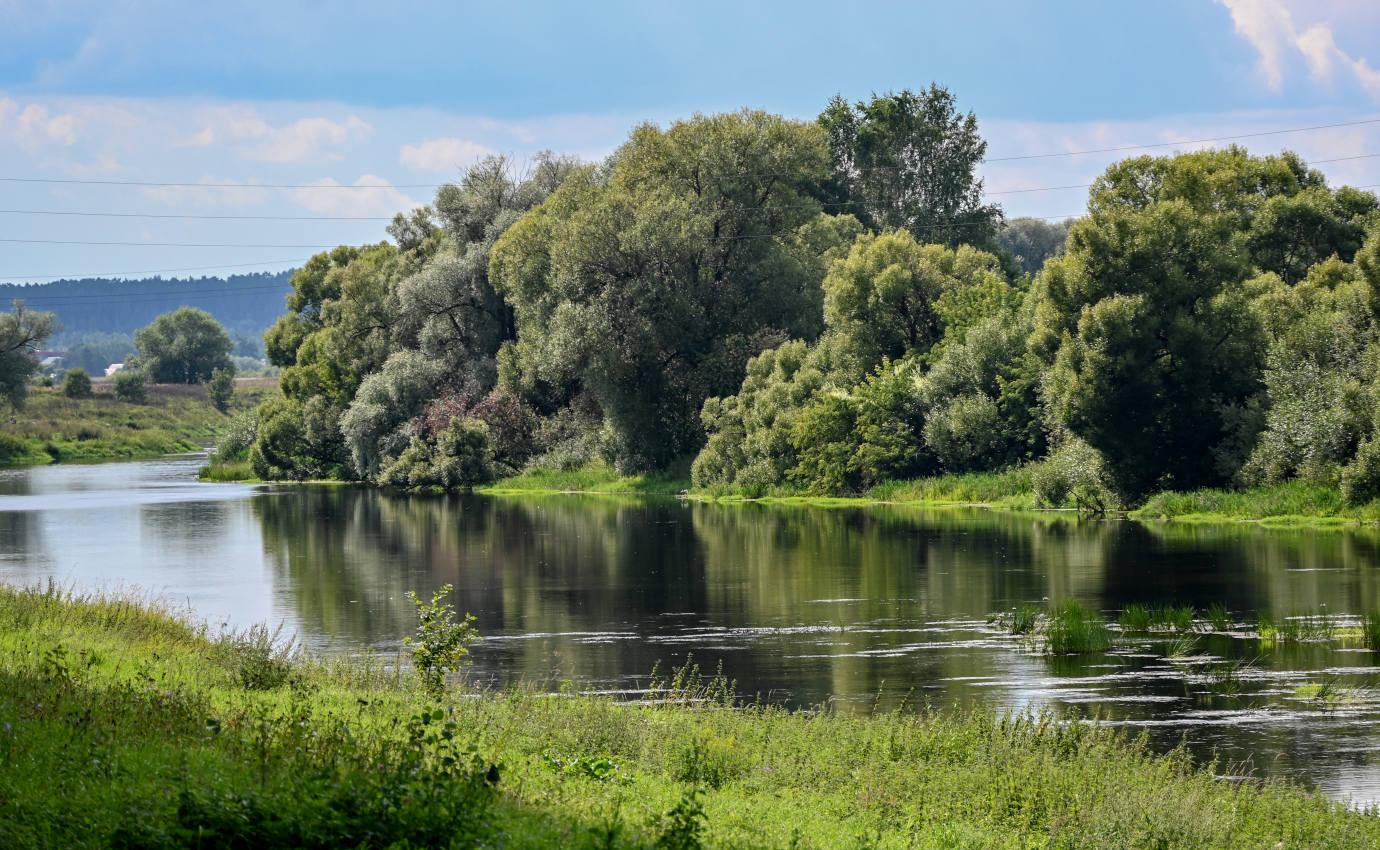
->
xmin=3 ymin=455 xmax=1380 ymax=805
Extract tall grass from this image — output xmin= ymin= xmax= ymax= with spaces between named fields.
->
xmin=5 ymin=584 xmax=1380 ymax=848
xmin=1132 ymin=480 xmax=1380 ymax=524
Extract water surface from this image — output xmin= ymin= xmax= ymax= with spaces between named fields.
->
xmin=3 ymin=456 xmax=1380 ymax=805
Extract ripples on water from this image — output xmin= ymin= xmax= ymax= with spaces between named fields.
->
xmin=3 ymin=456 xmax=1380 ymax=805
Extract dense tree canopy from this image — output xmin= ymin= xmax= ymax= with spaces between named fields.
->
xmin=492 ymin=109 xmax=845 ymax=471
xmin=238 ymin=97 xmax=1380 ymax=508
xmin=819 ymin=86 xmax=1002 ymax=250
xmin=133 ymin=307 xmax=235 ymax=384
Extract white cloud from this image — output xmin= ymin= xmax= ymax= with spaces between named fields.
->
xmin=0 ymin=97 xmax=83 ymax=146
xmin=399 ymin=136 xmax=494 ymax=172
xmin=286 ymin=174 xmax=422 ymax=217
xmin=1217 ymin=0 xmax=1380 ymax=98
xmin=187 ymin=107 xmax=373 ymax=163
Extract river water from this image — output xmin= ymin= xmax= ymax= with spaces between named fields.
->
xmin=3 ymin=455 xmax=1380 ymax=805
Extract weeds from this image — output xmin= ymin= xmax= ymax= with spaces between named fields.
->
xmin=1257 ymin=609 xmax=1338 ymax=647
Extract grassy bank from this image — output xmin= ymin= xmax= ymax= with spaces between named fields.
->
xmin=3 ymin=585 xmax=1378 ymax=849
xmin=0 ymin=382 xmax=277 ymax=467
xmin=1132 ymin=481 xmax=1380 ymax=526
xmin=479 ymin=459 xmax=692 ymax=496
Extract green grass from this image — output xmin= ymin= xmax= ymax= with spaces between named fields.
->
xmin=0 ymin=383 xmax=277 ymax=467
xmin=481 ymin=460 xmax=691 ymax=497
xmin=1132 ymin=480 xmax=1380 ymax=525
xmin=198 ymin=459 xmax=257 ymax=482
xmin=1256 ymin=608 xmax=1339 ymax=647
xmin=1043 ymin=599 xmax=1114 ymax=654
xmin=690 ymin=466 xmax=1039 ymax=509
xmin=5 ymin=585 xmax=1379 ymax=848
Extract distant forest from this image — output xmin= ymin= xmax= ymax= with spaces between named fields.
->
xmin=0 ymin=271 xmax=295 ymax=348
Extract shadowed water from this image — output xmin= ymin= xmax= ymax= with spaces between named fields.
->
xmin=3 ymin=455 xmax=1380 ymax=805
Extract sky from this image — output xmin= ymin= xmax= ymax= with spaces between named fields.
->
xmin=0 ymin=0 xmax=1378 ymax=284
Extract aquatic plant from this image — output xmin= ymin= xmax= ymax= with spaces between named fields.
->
xmin=1044 ymin=600 xmax=1113 ymax=654
xmin=1257 ymin=608 xmax=1337 ymax=647
xmin=1118 ymin=604 xmax=1151 ymax=632
xmin=1203 ymin=603 xmax=1232 ymax=633
xmin=1363 ymin=610 xmax=1380 ymax=652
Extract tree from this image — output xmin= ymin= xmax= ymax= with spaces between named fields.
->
xmin=113 ymin=369 xmax=148 ymax=403
xmin=492 ymin=109 xmax=840 ymax=471
xmin=207 ymin=366 xmax=236 ymax=413
xmin=819 ymin=86 xmax=1002 ymax=249
xmin=0 ymin=301 xmax=55 ymax=410
xmin=995 ymin=218 xmax=1073 ymax=276
xmin=62 ymin=367 xmax=93 ymax=399
xmin=1035 ymin=199 xmax=1261 ymax=499
xmin=822 ymin=230 xmax=1014 ymax=371
xmin=134 ymin=307 xmax=234 ymax=384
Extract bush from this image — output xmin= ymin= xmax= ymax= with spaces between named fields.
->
xmin=379 ymin=417 xmax=496 ymax=492
xmin=61 ymin=368 xmax=93 ymax=399
xmin=1342 ymin=437 xmax=1380 ymax=505
xmin=215 ymin=409 xmax=259 ymax=462
xmin=207 ymin=366 xmax=235 ymax=413
xmin=403 ymin=583 xmax=479 ymax=697
xmin=112 ymin=370 xmax=147 ymax=403
xmin=1031 ymin=437 xmax=1116 ymax=512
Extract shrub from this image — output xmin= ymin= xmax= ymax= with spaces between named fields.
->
xmin=112 ymin=369 xmax=147 ymax=403
xmin=1342 ymin=437 xmax=1380 ymax=505
xmin=379 ymin=417 xmax=495 ymax=492
xmin=215 ymin=409 xmax=259 ymax=462
xmin=207 ymin=366 xmax=235 ymax=413
xmin=1031 ymin=437 xmax=1116 ymax=512
xmin=403 ymin=583 xmax=479 ymax=697
xmin=61 ymin=368 xmax=92 ymax=399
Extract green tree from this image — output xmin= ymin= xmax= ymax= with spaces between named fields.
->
xmin=134 ymin=307 xmax=234 ymax=384
xmin=995 ymin=217 xmax=1073 ymax=276
xmin=819 ymin=86 xmax=1002 ymax=249
xmin=492 ymin=109 xmax=839 ymax=471
xmin=112 ymin=369 xmax=148 ymax=403
xmin=207 ymin=366 xmax=236 ymax=413
xmin=0 ymin=302 xmax=55 ymax=410
xmin=62 ymin=367 xmax=93 ymax=399
xmin=822 ymin=230 xmax=1013 ymax=371
xmin=1035 ymin=199 xmax=1261 ymax=499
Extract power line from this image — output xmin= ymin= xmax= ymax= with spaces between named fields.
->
xmin=982 ymin=117 xmax=1380 ymax=162
xmin=0 ymin=117 xmax=1375 ymax=192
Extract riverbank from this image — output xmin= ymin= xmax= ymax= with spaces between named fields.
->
xmin=481 ymin=465 xmax=1380 ymax=527
xmin=0 ymin=382 xmax=276 ymax=467
xmin=2 ymin=584 xmax=1376 ymax=849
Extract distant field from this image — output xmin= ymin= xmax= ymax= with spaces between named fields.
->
xmin=0 ymin=382 xmax=277 ymax=466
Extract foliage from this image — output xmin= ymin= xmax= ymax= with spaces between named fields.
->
xmin=1030 ymin=437 xmax=1115 ymax=512
xmin=822 ymin=230 xmax=1011 ymax=369
xmin=378 ymin=417 xmax=496 ymax=492
xmin=996 ymin=217 xmax=1073 ymax=275
xmin=0 ymin=301 xmax=56 ymax=410
xmin=403 ymin=583 xmax=480 ymax=697
xmin=215 ymin=408 xmax=259 ymax=462
xmin=249 ymin=396 xmax=350 ymax=481
xmin=818 ymin=85 xmax=1002 ymax=249
xmin=61 ymin=367 xmax=93 ymax=399
xmin=134 ymin=306 xmax=235 ymax=384
xmin=207 ymin=366 xmax=235 ymax=413
xmin=492 ymin=109 xmax=838 ymax=471
xmin=112 ymin=368 xmax=148 ymax=402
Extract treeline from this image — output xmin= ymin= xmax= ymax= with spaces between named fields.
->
xmin=231 ymin=86 xmax=1380 ymax=508
xmin=1 ymin=271 xmax=293 ymax=346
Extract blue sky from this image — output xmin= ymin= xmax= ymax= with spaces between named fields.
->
xmin=1 ymin=0 xmax=1378 ymax=283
